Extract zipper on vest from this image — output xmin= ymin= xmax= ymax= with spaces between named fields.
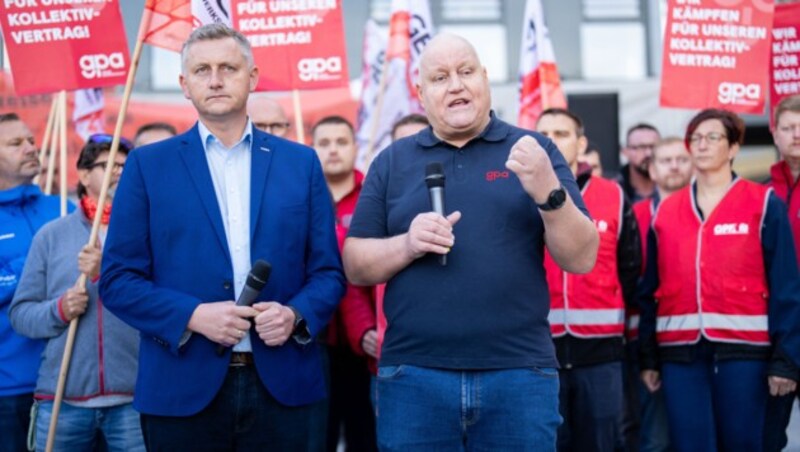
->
xmin=696 ymin=221 xmax=705 ymax=340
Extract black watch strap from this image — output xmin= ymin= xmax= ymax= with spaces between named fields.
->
xmin=537 ymin=186 xmax=567 ymax=211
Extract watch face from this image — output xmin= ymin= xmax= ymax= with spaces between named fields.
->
xmin=551 ymin=188 xmax=567 ymax=207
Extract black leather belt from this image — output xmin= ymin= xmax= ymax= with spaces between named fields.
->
xmin=229 ymin=352 xmax=254 ymax=367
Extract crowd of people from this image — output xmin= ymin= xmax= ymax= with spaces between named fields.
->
xmin=0 ymin=23 xmax=799 ymax=452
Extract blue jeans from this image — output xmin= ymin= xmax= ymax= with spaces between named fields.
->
xmin=661 ymin=357 xmax=767 ymax=452
xmin=557 ymin=361 xmax=623 ymax=452
xmin=140 ymin=365 xmax=327 ymax=451
xmin=376 ymin=365 xmax=561 ymax=451
xmin=622 ymin=341 xmax=670 ymax=452
xmin=0 ymin=393 xmax=33 ymax=452
xmin=34 ymin=400 xmax=144 ymax=452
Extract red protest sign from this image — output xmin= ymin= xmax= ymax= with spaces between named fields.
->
xmin=660 ymin=0 xmax=774 ymax=114
xmin=0 ymin=0 xmax=130 ymax=95
xmin=230 ymin=0 xmax=349 ymax=91
xmin=770 ymin=2 xmax=800 ymax=122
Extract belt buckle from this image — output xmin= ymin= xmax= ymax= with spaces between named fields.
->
xmin=229 ymin=352 xmax=253 ymax=367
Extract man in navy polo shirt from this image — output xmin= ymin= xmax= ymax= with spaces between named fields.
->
xmin=343 ymin=33 xmax=600 ymax=451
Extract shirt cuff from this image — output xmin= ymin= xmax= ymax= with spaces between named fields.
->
xmin=56 ymin=296 xmax=68 ymax=324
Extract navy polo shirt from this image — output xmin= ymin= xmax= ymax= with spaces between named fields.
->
xmin=348 ymin=113 xmax=589 ymax=369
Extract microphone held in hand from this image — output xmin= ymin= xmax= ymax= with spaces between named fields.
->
xmin=236 ymin=260 xmax=272 ymax=307
xmin=216 ymin=260 xmax=272 ymax=355
xmin=425 ymin=162 xmax=447 ymax=266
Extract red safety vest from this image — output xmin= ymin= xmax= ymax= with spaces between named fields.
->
xmin=652 ymin=179 xmax=771 ymax=346
xmin=769 ymin=161 xmax=800 ymax=268
xmin=546 ymin=176 xmax=625 ymax=338
xmin=625 ymin=197 xmax=655 ymax=341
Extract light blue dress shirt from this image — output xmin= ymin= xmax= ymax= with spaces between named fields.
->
xmin=198 ymin=120 xmax=254 ymax=353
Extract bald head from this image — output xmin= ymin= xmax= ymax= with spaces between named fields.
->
xmin=248 ymin=95 xmax=290 ymax=137
xmin=419 ymin=34 xmax=478 ymax=72
xmin=416 ymin=33 xmax=491 ymax=147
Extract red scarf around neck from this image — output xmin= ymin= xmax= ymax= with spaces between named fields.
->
xmin=80 ymin=196 xmax=112 ymax=225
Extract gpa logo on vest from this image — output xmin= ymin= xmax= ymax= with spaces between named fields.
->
xmin=713 ymin=222 xmax=749 ymax=235
xmin=593 ymin=219 xmax=609 ymax=233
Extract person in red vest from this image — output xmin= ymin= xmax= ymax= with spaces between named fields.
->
xmin=537 ymin=108 xmax=642 ymax=451
xmin=626 ymin=137 xmax=693 ymax=452
xmin=764 ymin=95 xmax=800 ymax=452
xmin=311 ymin=116 xmax=377 ymax=452
xmin=639 ymin=108 xmax=800 ymax=452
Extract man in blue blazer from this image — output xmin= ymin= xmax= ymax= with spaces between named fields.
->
xmin=99 ymin=24 xmax=345 ymax=450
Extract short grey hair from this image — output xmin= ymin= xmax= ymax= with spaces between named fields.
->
xmin=181 ymin=23 xmax=254 ymax=73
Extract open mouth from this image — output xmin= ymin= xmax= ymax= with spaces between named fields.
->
xmin=448 ymin=99 xmax=470 ymax=108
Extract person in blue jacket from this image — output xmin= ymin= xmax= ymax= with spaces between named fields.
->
xmin=99 ymin=24 xmax=344 ymax=450
xmin=0 ymin=112 xmax=70 ymax=452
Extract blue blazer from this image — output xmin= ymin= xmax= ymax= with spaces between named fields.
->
xmin=99 ymin=124 xmax=345 ymax=416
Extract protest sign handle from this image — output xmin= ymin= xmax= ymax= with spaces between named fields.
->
xmin=59 ymin=91 xmax=68 ymax=217
xmin=44 ymin=107 xmax=59 ymax=196
xmin=35 ymin=97 xmax=58 ymax=187
xmin=46 ymin=14 xmax=147 ymax=451
xmin=292 ymin=89 xmax=305 ymax=143
xmin=364 ymin=55 xmax=390 ymax=171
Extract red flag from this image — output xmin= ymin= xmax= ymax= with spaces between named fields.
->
xmin=141 ymin=0 xmax=193 ymax=53
xmin=386 ymin=0 xmax=434 ymax=114
xmin=517 ymin=0 xmax=566 ymax=130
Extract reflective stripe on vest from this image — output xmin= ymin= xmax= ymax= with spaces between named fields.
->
xmin=652 ymin=179 xmax=771 ymax=346
xmin=546 ymin=176 xmax=625 ymax=338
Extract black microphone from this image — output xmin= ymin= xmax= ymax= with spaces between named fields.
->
xmin=216 ymin=260 xmax=272 ymax=355
xmin=425 ymin=162 xmax=447 ymax=266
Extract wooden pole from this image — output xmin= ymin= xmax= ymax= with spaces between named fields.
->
xmin=363 ymin=55 xmax=391 ymax=171
xmin=35 ymin=97 xmax=58 ymax=187
xmin=44 ymin=100 xmax=60 ymax=196
xmin=292 ymin=89 xmax=305 ymax=144
xmin=45 ymin=12 xmax=149 ymax=452
xmin=58 ymin=91 xmax=68 ymax=217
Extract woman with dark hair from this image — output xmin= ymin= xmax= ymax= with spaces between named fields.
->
xmin=9 ymin=135 xmax=144 ymax=451
xmin=638 ymin=109 xmax=800 ymax=451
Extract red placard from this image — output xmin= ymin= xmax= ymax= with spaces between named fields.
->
xmin=0 ymin=0 xmax=130 ymax=95
xmin=230 ymin=0 xmax=349 ymax=91
xmin=769 ymin=2 xmax=800 ymax=124
xmin=660 ymin=0 xmax=774 ymax=114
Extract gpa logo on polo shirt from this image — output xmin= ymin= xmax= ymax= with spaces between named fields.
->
xmin=713 ymin=223 xmax=749 ymax=235
xmin=486 ymin=171 xmax=509 ymax=181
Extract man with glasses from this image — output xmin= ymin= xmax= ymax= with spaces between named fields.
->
xmin=0 ymin=112 xmax=69 ymax=452
xmin=618 ymin=123 xmax=660 ymax=202
xmin=624 ymin=137 xmax=693 ymax=452
xmin=248 ymin=94 xmax=291 ymax=138
xmin=10 ymin=136 xmax=144 ymax=451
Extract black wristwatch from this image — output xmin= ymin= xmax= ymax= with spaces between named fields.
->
xmin=537 ymin=186 xmax=567 ymax=211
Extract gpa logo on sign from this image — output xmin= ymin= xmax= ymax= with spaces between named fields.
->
xmin=79 ymin=53 xmax=125 ymax=80
xmin=717 ymin=82 xmax=760 ymax=106
xmin=298 ymin=57 xmax=342 ymax=82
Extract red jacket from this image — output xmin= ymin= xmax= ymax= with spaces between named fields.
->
xmin=330 ymin=172 xmax=377 ymax=366
xmin=652 ymin=180 xmax=770 ymax=346
xmin=769 ymin=161 xmax=800 ymax=267
xmin=545 ymin=176 xmax=626 ymax=338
